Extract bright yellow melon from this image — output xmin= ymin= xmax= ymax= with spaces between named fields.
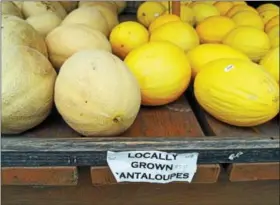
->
xmin=196 ymin=16 xmax=236 ymax=43
xmin=124 ymin=41 xmax=192 ymax=106
xmin=190 ymin=3 xmax=220 ymax=25
xmin=187 ymin=44 xmax=250 ymax=77
xmin=150 ymin=21 xmax=199 ymax=53
xmin=231 ymin=11 xmax=264 ymax=30
xmin=265 ymin=15 xmax=279 ymax=33
xmin=226 ymin=5 xmax=258 ymax=17
xmin=223 ymin=26 xmax=271 ymax=62
xmin=194 ymin=58 xmax=279 ymax=127
xmin=180 ymin=4 xmax=195 ymax=26
xmin=260 ymin=47 xmax=279 ymax=84
xmin=149 ymin=14 xmax=181 ymax=33
xmin=257 ymin=3 xmax=279 ymax=13
xmin=55 ymin=50 xmax=141 ymax=137
xmin=110 ymin=21 xmax=149 ymax=59
xmin=232 ymin=1 xmax=247 ymax=6
xmin=267 ymin=25 xmax=279 ymax=48
xmin=259 ymin=9 xmax=279 ymax=25
xmin=214 ymin=1 xmax=234 ymax=16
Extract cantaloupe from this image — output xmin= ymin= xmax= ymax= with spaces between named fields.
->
xmin=194 ymin=58 xmax=279 ymax=127
xmin=2 ymin=15 xmax=48 ymax=57
xmin=54 ymin=50 xmax=141 ymax=137
xmin=26 ymin=12 xmax=62 ymax=37
xmin=2 ymin=45 xmax=57 ymax=134
xmin=59 ymin=1 xmax=78 ymax=13
xmin=61 ymin=7 xmax=110 ymax=37
xmin=124 ymin=41 xmax=192 ymax=106
xmin=1 ymin=2 xmax=23 ymax=18
xmin=46 ymin=24 xmax=112 ymax=70
xmin=22 ymin=1 xmax=67 ymax=19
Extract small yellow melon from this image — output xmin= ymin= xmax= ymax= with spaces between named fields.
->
xmin=137 ymin=2 xmax=166 ymax=28
xmin=231 ymin=11 xmax=264 ymax=30
xmin=260 ymin=47 xmax=279 ymax=84
xmin=257 ymin=3 xmax=279 ymax=13
xmin=194 ymin=58 xmax=279 ymax=127
xmin=196 ymin=16 xmax=236 ymax=44
xmin=55 ymin=50 xmax=141 ymax=137
xmin=187 ymin=44 xmax=250 ymax=77
xmin=265 ymin=15 xmax=279 ymax=33
xmin=190 ymin=3 xmax=220 ymax=25
xmin=214 ymin=1 xmax=234 ymax=16
xmin=150 ymin=21 xmax=199 ymax=53
xmin=110 ymin=21 xmax=149 ymax=60
xmin=180 ymin=4 xmax=195 ymax=26
xmin=124 ymin=41 xmax=192 ymax=106
xmin=223 ymin=26 xmax=271 ymax=62
xmin=267 ymin=25 xmax=279 ymax=48
xmin=259 ymin=10 xmax=279 ymax=25
xmin=149 ymin=14 xmax=181 ymax=32
xmin=226 ymin=5 xmax=258 ymax=18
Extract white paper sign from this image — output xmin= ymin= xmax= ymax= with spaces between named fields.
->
xmin=107 ymin=151 xmax=199 ymax=184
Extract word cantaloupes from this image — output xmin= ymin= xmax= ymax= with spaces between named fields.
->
xmin=124 ymin=41 xmax=192 ymax=106
xmin=55 ymin=50 xmax=141 ymax=137
xmin=194 ymin=59 xmax=279 ymax=127
xmin=2 ymin=46 xmax=57 ymax=134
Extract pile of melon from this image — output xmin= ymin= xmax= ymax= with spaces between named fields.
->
xmin=1 ymin=1 xmax=279 ymax=138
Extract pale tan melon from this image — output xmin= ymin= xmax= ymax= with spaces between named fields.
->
xmin=26 ymin=12 xmax=62 ymax=37
xmin=2 ymin=15 xmax=48 ymax=57
xmin=59 ymin=1 xmax=78 ymax=13
xmin=114 ymin=1 xmax=127 ymax=14
xmin=54 ymin=50 xmax=141 ymax=137
xmin=46 ymin=24 xmax=112 ymax=70
xmin=61 ymin=7 xmax=110 ymax=37
xmin=1 ymin=45 xmax=57 ymax=134
xmin=12 ymin=1 xmax=23 ymax=11
xmin=1 ymin=2 xmax=23 ymax=18
xmin=92 ymin=5 xmax=119 ymax=31
xmin=78 ymin=1 xmax=118 ymax=13
xmin=22 ymin=1 xmax=67 ymax=19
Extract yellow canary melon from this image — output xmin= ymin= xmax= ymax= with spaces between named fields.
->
xmin=190 ymin=3 xmax=220 ymax=25
xmin=2 ymin=15 xmax=48 ymax=57
xmin=231 ymin=11 xmax=265 ymax=30
xmin=265 ymin=15 xmax=279 ymax=33
xmin=61 ymin=7 xmax=110 ymax=37
xmin=196 ymin=16 xmax=236 ymax=44
xmin=223 ymin=26 xmax=271 ymax=62
xmin=187 ymin=44 xmax=250 ymax=77
xmin=137 ymin=2 xmax=166 ymax=27
xmin=78 ymin=1 xmax=118 ymax=13
xmin=46 ymin=24 xmax=111 ymax=70
xmin=194 ymin=58 xmax=279 ymax=127
xmin=226 ymin=5 xmax=258 ymax=17
xmin=180 ymin=4 xmax=195 ymax=26
xmin=2 ymin=2 xmax=23 ymax=18
xmin=260 ymin=47 xmax=279 ymax=84
xmin=59 ymin=1 xmax=78 ymax=13
xmin=114 ymin=1 xmax=127 ymax=14
xmin=22 ymin=1 xmax=67 ymax=19
xmin=55 ymin=50 xmax=141 ymax=137
xmin=257 ymin=3 xmax=279 ymax=13
xmin=267 ymin=25 xmax=279 ymax=48
xmin=150 ymin=21 xmax=199 ymax=53
xmin=26 ymin=12 xmax=62 ymax=37
xmin=110 ymin=21 xmax=149 ymax=60
xmin=93 ymin=5 xmax=119 ymax=31
xmin=124 ymin=41 xmax=192 ymax=106
xmin=149 ymin=14 xmax=181 ymax=32
xmin=259 ymin=10 xmax=279 ymax=25
xmin=2 ymin=45 xmax=57 ymax=134
xmin=214 ymin=1 xmax=234 ymax=16
xmin=232 ymin=1 xmax=247 ymax=6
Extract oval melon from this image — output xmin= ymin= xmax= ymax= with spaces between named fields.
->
xmin=46 ymin=24 xmax=112 ymax=70
xmin=54 ymin=50 xmax=141 ymax=137
xmin=1 ymin=2 xmax=23 ymax=18
xmin=2 ymin=15 xmax=48 ymax=57
xmin=92 ymin=5 xmax=119 ymax=31
xmin=260 ymin=47 xmax=279 ymax=84
xmin=2 ymin=45 xmax=57 ymax=134
xmin=194 ymin=58 xmax=279 ymax=127
xmin=61 ymin=7 xmax=110 ymax=37
xmin=22 ymin=1 xmax=67 ymax=19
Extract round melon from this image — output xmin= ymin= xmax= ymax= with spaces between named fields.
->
xmin=124 ymin=41 xmax=192 ymax=106
xmin=267 ymin=25 xmax=279 ymax=48
xmin=59 ymin=1 xmax=78 ymax=13
xmin=194 ymin=58 xmax=279 ymax=127
xmin=61 ymin=7 xmax=110 ymax=37
xmin=2 ymin=15 xmax=48 ymax=57
xmin=1 ymin=2 xmax=23 ymax=18
xmin=149 ymin=14 xmax=181 ymax=33
xmin=187 ymin=44 xmax=250 ymax=77
xmin=226 ymin=5 xmax=258 ymax=17
xmin=190 ymin=3 xmax=220 ymax=25
xmin=2 ymin=45 xmax=57 ymax=134
xmin=231 ymin=11 xmax=264 ymax=30
xmin=22 ymin=1 xmax=67 ymax=19
xmin=92 ymin=5 xmax=119 ymax=31
xmin=259 ymin=10 xmax=279 ymax=25
xmin=46 ymin=24 xmax=112 ymax=70
xmin=26 ymin=12 xmax=62 ymax=37
xmin=260 ymin=47 xmax=279 ymax=84
xmin=257 ymin=3 xmax=279 ymax=13
xmin=265 ymin=15 xmax=279 ymax=33
xmin=55 ymin=50 xmax=141 ymax=137
xmin=213 ymin=1 xmax=234 ymax=16
xmin=150 ymin=21 xmax=199 ymax=53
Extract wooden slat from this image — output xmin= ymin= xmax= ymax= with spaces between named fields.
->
xmin=1 ymin=167 xmax=78 ymax=186
xmin=227 ymin=163 xmax=280 ymax=182
xmin=91 ymin=165 xmax=220 ymax=185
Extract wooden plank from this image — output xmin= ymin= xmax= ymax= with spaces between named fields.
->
xmin=1 ymin=167 xmax=78 ymax=186
xmin=91 ymin=165 xmax=220 ymax=185
xmin=227 ymin=163 xmax=280 ymax=182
